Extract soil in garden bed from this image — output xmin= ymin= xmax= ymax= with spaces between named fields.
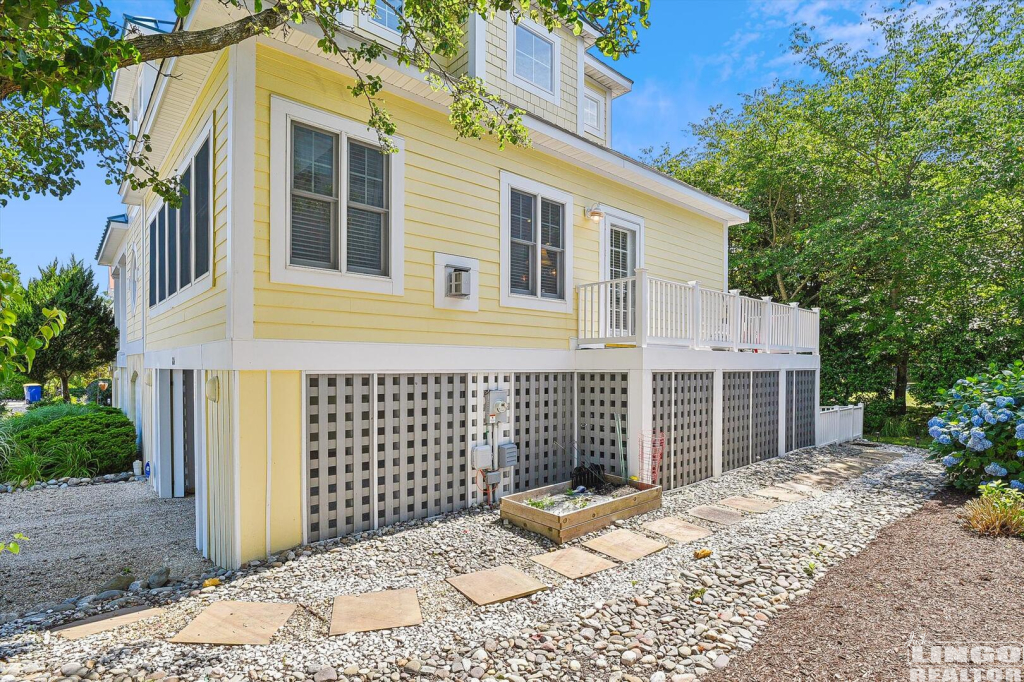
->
xmin=703 ymin=489 xmax=1024 ymax=682
xmin=523 ymin=483 xmax=637 ymax=516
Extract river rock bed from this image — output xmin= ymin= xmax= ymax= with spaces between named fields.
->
xmin=0 ymin=442 xmax=940 ymax=682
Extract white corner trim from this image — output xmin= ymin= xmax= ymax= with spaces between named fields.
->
xmin=265 ymin=369 xmax=272 ymax=556
xmin=231 ymin=370 xmax=242 ymax=568
xmin=505 ymin=13 xmax=561 ymax=106
xmin=468 ymin=14 xmax=487 ymax=84
xmin=598 ymin=204 xmax=645 ymax=281
xmin=498 ymin=170 xmax=574 ymax=314
xmin=434 ymin=252 xmax=480 ymax=312
xmin=229 ymin=38 xmax=257 ymax=341
xmin=575 ymin=37 xmax=585 ymax=135
xmin=723 ymin=220 xmax=729 ymax=291
xmin=269 ymin=95 xmax=406 ymax=296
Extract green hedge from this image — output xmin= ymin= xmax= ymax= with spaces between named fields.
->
xmin=14 ymin=408 xmax=137 ymax=475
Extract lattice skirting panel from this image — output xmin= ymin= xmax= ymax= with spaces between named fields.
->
xmin=651 ymin=372 xmax=714 ymax=490
xmin=576 ymin=372 xmax=629 ymax=477
xmin=751 ymin=371 xmax=780 ymax=462
xmin=785 ymin=369 xmax=816 ymax=451
xmin=513 ymin=372 xmax=575 ymax=492
xmin=722 ymin=372 xmax=752 ymax=473
xmin=305 ymin=373 xmax=469 ymax=543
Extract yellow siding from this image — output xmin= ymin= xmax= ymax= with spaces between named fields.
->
xmin=125 ymin=214 xmax=145 ymax=343
xmin=270 ymin=371 xmax=303 ymax=552
xmin=252 ymin=45 xmax=725 ymax=348
xmin=485 ymin=15 xmax=579 ymax=133
xmin=143 ymin=52 xmax=230 ymax=351
xmin=204 ymin=369 xmax=238 ymax=568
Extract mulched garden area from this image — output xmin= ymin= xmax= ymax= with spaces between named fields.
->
xmin=704 ymin=489 xmax=1024 ymax=682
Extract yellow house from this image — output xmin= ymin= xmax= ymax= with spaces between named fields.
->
xmin=96 ymin=4 xmax=823 ymax=568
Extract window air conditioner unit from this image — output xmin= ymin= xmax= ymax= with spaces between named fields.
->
xmin=445 ymin=266 xmax=471 ymax=298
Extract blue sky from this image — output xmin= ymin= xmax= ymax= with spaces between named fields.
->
xmin=0 ymin=0 xmax=880 ymax=282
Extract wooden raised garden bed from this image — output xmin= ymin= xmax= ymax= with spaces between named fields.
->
xmin=500 ymin=475 xmax=662 ymax=544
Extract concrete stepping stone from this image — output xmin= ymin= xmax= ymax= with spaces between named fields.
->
xmin=447 ymin=565 xmax=547 ymax=606
xmin=330 ymin=588 xmax=422 ymax=636
xmin=53 ymin=606 xmax=166 ymax=640
xmin=531 ymin=547 xmax=616 ymax=580
xmin=583 ymin=529 xmax=666 ymax=563
xmin=751 ymin=486 xmax=807 ymax=502
xmin=687 ymin=505 xmax=744 ymax=526
xmin=776 ymin=481 xmax=818 ymax=495
xmin=791 ymin=472 xmax=842 ymax=488
xmin=858 ymin=451 xmax=902 ymax=463
xmin=719 ymin=496 xmax=780 ymax=513
xmin=643 ymin=517 xmax=712 ymax=543
xmin=170 ymin=601 xmax=297 ymax=646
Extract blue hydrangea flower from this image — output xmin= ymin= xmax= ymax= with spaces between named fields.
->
xmin=972 ymin=415 xmax=985 ymax=427
xmin=959 ymin=431 xmax=971 ymax=445
xmin=1018 ymin=450 xmax=1024 ymax=459
xmin=1016 ymin=423 xmax=1024 ymax=439
xmin=984 ymin=462 xmax=1008 ymax=477
xmin=927 ymin=416 xmax=946 ymax=428
xmin=995 ymin=397 xmax=1015 ymax=408
xmin=951 ymin=390 xmax=961 ymax=399
xmin=995 ymin=409 xmax=1013 ymax=423
xmin=928 ymin=426 xmax=944 ymax=439
xmin=941 ymin=455 xmax=961 ymax=468
xmin=985 ymin=412 xmax=998 ymax=424
xmin=937 ymin=434 xmax=951 ymax=445
xmin=968 ymin=431 xmax=994 ymax=451
xmin=1011 ymin=480 xmax=1024 ymax=491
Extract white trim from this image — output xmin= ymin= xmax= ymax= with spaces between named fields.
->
xmin=231 ymin=370 xmax=242 ymax=568
xmin=575 ymin=37 xmax=586 ymax=135
xmin=583 ymin=53 xmax=633 ymax=95
xmin=498 ymin=170 xmax=574 ymax=314
xmin=506 ymin=14 xmax=561 ymax=106
xmin=172 ymin=369 xmax=186 ymax=498
xmin=722 ymin=220 xmax=730 ymax=291
xmin=229 ymin=39 xmax=257 ymax=341
xmin=434 ymin=252 xmax=480 ymax=312
xmin=196 ymin=369 xmax=209 ymax=557
xmin=468 ymin=14 xmax=487 ymax=84
xmin=265 ymin=369 xmax=273 ymax=556
xmin=146 ymin=116 xmax=216 ymax=318
xmin=598 ymin=204 xmax=645 ymax=281
xmin=269 ymin=96 xmax=406 ymax=295
xmin=300 ymin=373 xmax=309 ymax=546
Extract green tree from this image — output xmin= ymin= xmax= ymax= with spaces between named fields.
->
xmin=651 ymin=0 xmax=1024 ymax=417
xmin=0 ymin=0 xmax=649 ymax=206
xmin=16 ymin=257 xmax=116 ymax=401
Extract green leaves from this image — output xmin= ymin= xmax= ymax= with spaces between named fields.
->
xmin=1 ymin=533 xmax=28 ymax=555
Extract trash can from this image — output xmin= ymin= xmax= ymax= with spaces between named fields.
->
xmin=23 ymin=383 xmax=42 ymax=403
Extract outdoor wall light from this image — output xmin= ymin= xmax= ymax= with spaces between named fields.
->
xmin=586 ymin=205 xmax=605 ymax=222
xmin=206 ymin=375 xmax=220 ymax=403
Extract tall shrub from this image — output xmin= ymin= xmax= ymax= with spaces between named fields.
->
xmin=927 ymin=361 xmax=1024 ymax=491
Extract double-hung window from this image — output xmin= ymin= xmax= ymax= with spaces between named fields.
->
xmin=270 ymin=97 xmax=405 ymax=295
xmin=500 ymin=171 xmax=573 ymax=313
xmin=507 ymin=16 xmax=561 ymax=104
xmin=148 ymin=126 xmax=212 ymax=312
xmin=370 ymin=0 xmax=402 ymax=32
xmin=583 ymin=88 xmax=605 ymax=137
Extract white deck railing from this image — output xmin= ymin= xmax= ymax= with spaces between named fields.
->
xmin=577 ymin=269 xmax=820 ymax=353
xmin=817 ymin=404 xmax=864 ymax=445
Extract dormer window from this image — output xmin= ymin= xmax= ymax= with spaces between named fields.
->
xmin=370 ymin=0 xmax=402 ymax=32
xmin=507 ymin=16 xmax=561 ymax=105
xmin=583 ymin=88 xmax=605 ymax=137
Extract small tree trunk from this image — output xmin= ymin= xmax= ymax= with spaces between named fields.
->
xmin=60 ymin=375 xmax=71 ymax=403
xmin=894 ymin=360 xmax=909 ymax=416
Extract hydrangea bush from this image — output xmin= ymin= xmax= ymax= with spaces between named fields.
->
xmin=927 ymin=361 xmax=1024 ymax=491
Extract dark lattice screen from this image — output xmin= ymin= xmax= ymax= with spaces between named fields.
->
xmin=576 ymin=372 xmax=628 ymax=477
xmin=513 ymin=372 xmax=575 ymax=492
xmin=751 ymin=371 xmax=780 ymax=462
xmin=651 ymin=372 xmax=714 ymax=490
xmin=785 ymin=369 xmax=816 ymax=451
xmin=722 ymin=371 xmax=751 ymax=472
xmin=306 ymin=373 xmax=468 ymax=543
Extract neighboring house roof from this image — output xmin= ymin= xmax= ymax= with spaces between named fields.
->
xmin=122 ymin=15 xmax=176 ymax=35
xmin=95 ymin=214 xmax=130 ymax=265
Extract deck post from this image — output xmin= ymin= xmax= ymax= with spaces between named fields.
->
xmin=712 ymin=369 xmax=723 ymax=478
xmin=637 ymin=268 xmax=650 ymax=348
xmin=789 ymin=302 xmax=799 ymax=354
xmin=777 ymin=369 xmax=788 ymax=456
xmin=811 ymin=307 xmax=821 ymax=354
xmin=761 ymin=296 xmax=772 ymax=352
xmin=729 ymin=289 xmax=741 ymax=351
xmin=689 ymin=281 xmax=701 ymax=348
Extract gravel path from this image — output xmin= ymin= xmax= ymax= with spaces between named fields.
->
xmin=0 ymin=482 xmax=213 ymax=615
xmin=0 ymin=443 xmax=943 ymax=682
xmin=703 ymin=488 xmax=1024 ymax=682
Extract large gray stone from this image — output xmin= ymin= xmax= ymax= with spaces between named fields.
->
xmin=98 ymin=575 xmax=134 ymax=593
xmin=147 ymin=567 xmax=171 ymax=589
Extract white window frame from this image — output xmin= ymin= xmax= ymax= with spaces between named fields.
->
xmin=270 ymin=96 xmax=405 ymax=295
xmin=597 ymin=204 xmax=645 ymax=281
xmin=499 ymin=171 xmax=574 ymax=313
xmin=127 ymin=243 xmax=138 ymax=314
xmin=148 ymin=117 xmax=215 ymax=317
xmin=582 ymin=86 xmax=605 ymax=137
xmin=506 ymin=15 xmax=561 ymax=106
xmin=359 ymin=0 xmax=405 ymax=43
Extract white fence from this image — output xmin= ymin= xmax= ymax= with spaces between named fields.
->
xmin=817 ymin=404 xmax=864 ymax=446
xmin=578 ymin=269 xmax=820 ymax=353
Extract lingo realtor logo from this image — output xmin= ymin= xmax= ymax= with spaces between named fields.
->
xmin=909 ymin=635 xmax=1024 ymax=681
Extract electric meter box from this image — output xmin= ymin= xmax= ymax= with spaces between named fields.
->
xmin=498 ymin=442 xmax=518 ymax=468
xmin=485 ymin=469 xmax=503 ymax=486
xmin=485 ymin=388 xmax=509 ymax=423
